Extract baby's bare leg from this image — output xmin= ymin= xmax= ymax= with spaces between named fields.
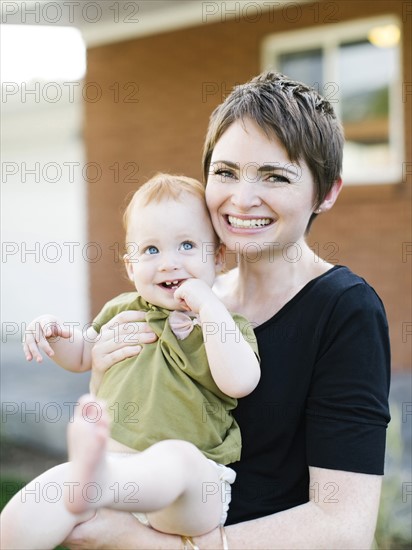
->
xmin=67 ymin=396 xmax=225 ymax=536
xmin=0 ymin=463 xmax=95 ymax=550
xmin=65 ymin=395 xmax=110 ymax=513
xmin=140 ymin=440 xmax=224 ymax=536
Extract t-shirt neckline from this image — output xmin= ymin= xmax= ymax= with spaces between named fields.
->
xmin=255 ymin=265 xmax=345 ymax=331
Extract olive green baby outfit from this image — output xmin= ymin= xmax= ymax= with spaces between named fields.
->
xmin=94 ymin=292 xmax=258 ymax=465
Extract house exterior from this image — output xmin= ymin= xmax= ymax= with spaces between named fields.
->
xmin=84 ymin=0 xmax=411 ymax=372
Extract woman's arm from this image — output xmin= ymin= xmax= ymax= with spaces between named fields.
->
xmin=64 ymin=467 xmax=381 ymax=549
xmin=63 ymin=509 xmax=182 ymax=550
xmin=199 ymin=467 xmax=382 ymax=549
xmin=175 ymin=279 xmax=260 ymax=398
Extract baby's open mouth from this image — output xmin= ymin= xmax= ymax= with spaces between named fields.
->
xmin=159 ymin=280 xmax=184 ymax=290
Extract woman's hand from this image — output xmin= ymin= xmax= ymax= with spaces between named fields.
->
xmin=63 ymin=509 xmax=180 ymax=550
xmin=63 ymin=509 xmax=140 ymax=550
xmin=90 ymin=310 xmax=157 ymax=393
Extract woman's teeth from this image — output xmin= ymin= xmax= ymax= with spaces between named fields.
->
xmin=228 ymin=216 xmax=272 ymax=228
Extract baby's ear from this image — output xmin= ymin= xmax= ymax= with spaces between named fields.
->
xmin=214 ymin=243 xmax=227 ymax=273
xmin=123 ymin=253 xmax=135 ymax=282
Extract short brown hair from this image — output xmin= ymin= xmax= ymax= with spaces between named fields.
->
xmin=202 ymin=72 xmax=344 ymax=229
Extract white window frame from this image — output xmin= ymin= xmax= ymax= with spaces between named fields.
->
xmin=261 ymin=15 xmax=404 ymax=185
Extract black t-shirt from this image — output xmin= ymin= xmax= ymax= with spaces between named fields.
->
xmin=226 ymin=265 xmax=391 ymax=525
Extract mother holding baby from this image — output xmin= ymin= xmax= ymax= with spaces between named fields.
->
xmin=65 ymin=72 xmax=390 ymax=549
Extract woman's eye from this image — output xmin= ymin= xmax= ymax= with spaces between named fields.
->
xmin=214 ymin=169 xmax=236 ymax=180
xmin=180 ymin=241 xmax=194 ymax=251
xmin=144 ymin=245 xmax=159 ymax=255
xmin=267 ymin=174 xmax=290 ymax=184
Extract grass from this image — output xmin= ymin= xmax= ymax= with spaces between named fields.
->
xmin=1 ymin=478 xmax=26 ymax=510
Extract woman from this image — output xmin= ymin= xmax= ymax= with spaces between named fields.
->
xmin=65 ymin=72 xmax=390 ymax=549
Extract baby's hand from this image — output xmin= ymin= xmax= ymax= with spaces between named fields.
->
xmin=23 ymin=315 xmax=72 ymax=363
xmin=174 ymin=279 xmax=217 ymax=314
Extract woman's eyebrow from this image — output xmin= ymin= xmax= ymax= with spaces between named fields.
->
xmin=259 ymin=164 xmax=300 ymax=178
xmin=210 ymin=160 xmax=239 ymax=169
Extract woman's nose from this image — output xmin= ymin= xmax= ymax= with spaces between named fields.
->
xmin=230 ymin=180 xmax=261 ymax=210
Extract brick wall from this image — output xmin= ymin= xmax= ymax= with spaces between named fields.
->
xmin=84 ymin=0 xmax=411 ymax=370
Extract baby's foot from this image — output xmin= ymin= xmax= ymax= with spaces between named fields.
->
xmin=65 ymin=394 xmax=110 ymax=514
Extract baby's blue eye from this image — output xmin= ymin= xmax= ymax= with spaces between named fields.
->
xmin=180 ymin=241 xmax=194 ymax=251
xmin=145 ymin=246 xmax=159 ymax=255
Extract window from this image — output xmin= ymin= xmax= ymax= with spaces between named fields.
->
xmin=262 ymin=16 xmax=403 ymax=185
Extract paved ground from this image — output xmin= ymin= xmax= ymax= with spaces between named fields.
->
xmin=1 ymin=339 xmax=90 ymax=455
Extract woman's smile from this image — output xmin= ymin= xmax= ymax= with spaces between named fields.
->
xmin=224 ymin=214 xmax=275 ymax=232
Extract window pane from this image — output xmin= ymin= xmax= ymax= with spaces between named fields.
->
xmin=339 ymin=40 xmax=396 ymax=141
xmin=278 ymin=49 xmax=323 ymax=89
xmin=338 ymin=39 xmax=399 ymax=181
xmin=263 ymin=17 xmax=402 ymax=183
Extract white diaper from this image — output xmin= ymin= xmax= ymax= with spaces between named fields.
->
xmin=132 ymin=460 xmax=236 ymax=527
xmin=208 ymin=460 xmax=236 ymax=525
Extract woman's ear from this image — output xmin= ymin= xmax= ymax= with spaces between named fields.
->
xmin=214 ymin=243 xmax=227 ymax=273
xmin=318 ymin=178 xmax=343 ymax=213
xmin=123 ymin=253 xmax=135 ymax=282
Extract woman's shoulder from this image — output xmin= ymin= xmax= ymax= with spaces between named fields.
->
xmin=318 ymin=265 xmax=383 ymax=299
xmin=312 ymin=265 xmax=387 ymax=322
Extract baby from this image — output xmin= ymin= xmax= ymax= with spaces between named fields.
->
xmin=1 ymin=173 xmax=260 ymax=550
